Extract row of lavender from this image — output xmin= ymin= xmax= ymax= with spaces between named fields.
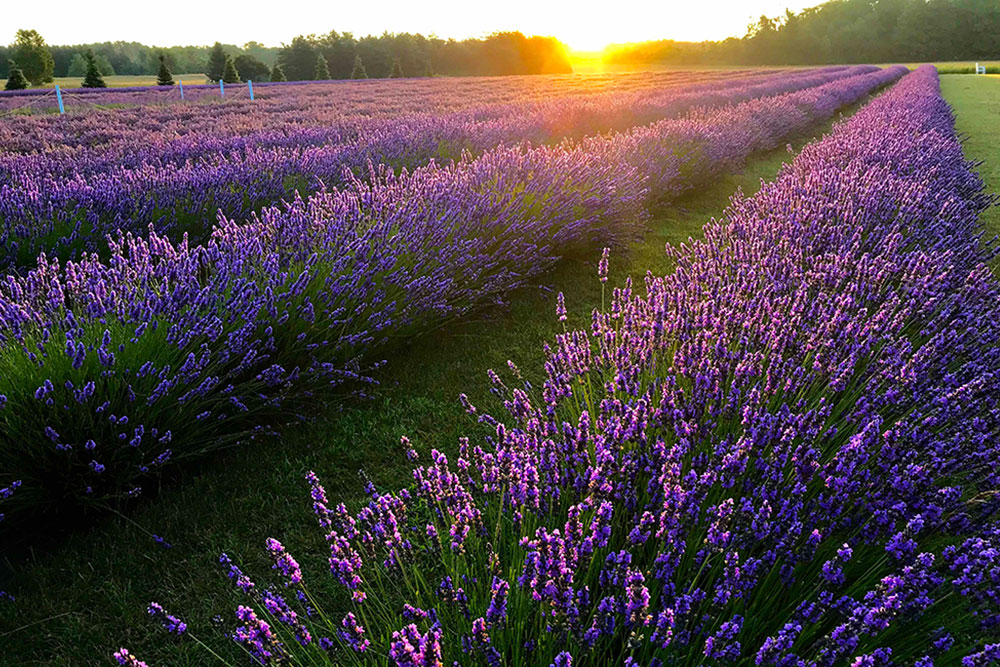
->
xmin=0 ymin=68 xmax=772 ymax=116
xmin=0 ymin=68 xmax=767 ymax=119
xmin=0 ymin=67 xmax=862 ymax=268
xmin=118 ymin=65 xmax=1000 ymax=666
xmin=0 ymin=66 xmax=904 ymax=538
xmin=0 ymin=69 xmax=790 ymax=165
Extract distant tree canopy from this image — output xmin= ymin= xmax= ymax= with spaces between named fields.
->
xmin=67 ymin=51 xmax=115 ymax=77
xmin=0 ymin=39 xmax=280 ymax=80
xmin=278 ymin=36 xmax=322 ymax=81
xmin=605 ymin=0 xmax=1000 ymax=66
xmin=2 ymin=2 xmax=997 ymax=86
xmin=278 ymin=31 xmax=572 ymax=81
xmin=0 ymin=30 xmax=570 ymax=83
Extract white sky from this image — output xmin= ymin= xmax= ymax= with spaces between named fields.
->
xmin=3 ymin=0 xmax=822 ymax=52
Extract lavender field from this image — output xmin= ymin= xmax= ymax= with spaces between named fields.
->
xmin=1 ymin=60 xmax=999 ymax=666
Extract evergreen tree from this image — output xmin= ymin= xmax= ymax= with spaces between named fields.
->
xmin=81 ymin=50 xmax=107 ymax=88
xmin=222 ymin=55 xmax=240 ymax=84
xmin=389 ymin=57 xmax=404 ymax=78
xmin=350 ymin=54 xmax=367 ymax=79
xmin=423 ymin=59 xmax=435 ymax=77
xmin=314 ymin=53 xmax=330 ymax=80
xmin=205 ymin=42 xmax=227 ymax=82
xmin=270 ymin=62 xmax=287 ymax=82
xmin=4 ymin=60 xmax=28 ymax=90
xmin=67 ymin=52 xmax=115 ymax=77
xmin=155 ymin=53 xmax=174 ymax=86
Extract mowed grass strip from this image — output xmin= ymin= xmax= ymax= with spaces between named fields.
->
xmin=940 ymin=74 xmax=1000 ymax=243
xmin=0 ymin=99 xmax=879 ymax=666
xmin=0 ymin=73 xmax=208 ymax=90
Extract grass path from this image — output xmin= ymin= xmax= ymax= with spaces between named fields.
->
xmin=0 ymin=99 xmax=880 ymax=665
xmin=940 ymin=75 xmax=1000 ymax=240
xmin=0 ymin=74 xmax=207 ymax=90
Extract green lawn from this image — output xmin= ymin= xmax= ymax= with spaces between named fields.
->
xmin=925 ymin=60 xmax=1000 ymax=74
xmin=940 ymin=75 xmax=1000 ymax=240
xmin=0 ymin=73 xmax=207 ymax=90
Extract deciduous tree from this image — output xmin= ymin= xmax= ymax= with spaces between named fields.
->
xmin=233 ymin=54 xmax=269 ymax=82
xmin=276 ymin=36 xmax=317 ymax=82
xmin=11 ymin=29 xmax=54 ymax=85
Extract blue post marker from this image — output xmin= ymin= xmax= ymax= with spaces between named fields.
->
xmin=179 ymin=80 xmax=184 ymax=99
xmin=248 ymin=79 xmax=254 ymax=101
xmin=55 ymin=84 xmax=65 ymax=114
xmin=219 ymin=79 xmax=224 ymax=98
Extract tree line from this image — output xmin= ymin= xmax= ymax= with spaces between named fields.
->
xmin=1 ymin=29 xmax=571 ymax=87
xmin=605 ymin=0 xmax=1000 ymax=66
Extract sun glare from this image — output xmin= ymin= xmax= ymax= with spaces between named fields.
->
xmin=560 ymin=30 xmax=614 ymax=54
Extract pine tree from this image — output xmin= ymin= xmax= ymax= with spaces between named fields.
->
xmin=314 ymin=53 xmax=330 ymax=80
xmin=156 ymin=54 xmax=175 ymax=86
xmin=350 ymin=54 xmax=367 ymax=80
xmin=81 ymin=50 xmax=107 ymax=88
xmin=389 ymin=57 xmax=404 ymax=78
xmin=222 ymin=56 xmax=240 ymax=84
xmin=4 ymin=60 xmax=28 ymax=90
xmin=206 ymin=42 xmax=228 ymax=82
xmin=270 ymin=62 xmax=287 ymax=82
xmin=423 ymin=59 xmax=435 ymax=77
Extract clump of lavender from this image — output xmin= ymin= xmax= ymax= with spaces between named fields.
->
xmin=120 ymin=66 xmax=1000 ymax=665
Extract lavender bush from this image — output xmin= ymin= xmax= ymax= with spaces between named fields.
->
xmin=0 ymin=66 xmax=870 ymax=267
xmin=0 ymin=66 xmax=905 ymax=537
xmin=121 ymin=66 xmax=1000 ymax=665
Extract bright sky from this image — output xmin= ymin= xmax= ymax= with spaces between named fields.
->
xmin=4 ymin=0 xmax=822 ymax=52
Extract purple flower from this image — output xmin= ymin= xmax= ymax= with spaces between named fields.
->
xmin=389 ymin=624 xmax=443 ymax=667
xmin=112 ymin=648 xmax=149 ymax=667
xmin=148 ymin=601 xmax=187 ymax=635
xmin=266 ymin=538 xmax=302 ymax=585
